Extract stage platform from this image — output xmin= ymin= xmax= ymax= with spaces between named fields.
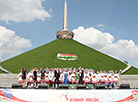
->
xmin=0 ymin=74 xmax=138 ymax=88
xmin=0 ymin=89 xmax=138 ymax=102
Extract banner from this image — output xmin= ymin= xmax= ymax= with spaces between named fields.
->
xmin=57 ymin=53 xmax=78 ymax=61
xmin=0 ymin=89 xmax=138 ymax=102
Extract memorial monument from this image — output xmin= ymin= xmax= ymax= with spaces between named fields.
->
xmin=56 ymin=0 xmax=74 ymax=39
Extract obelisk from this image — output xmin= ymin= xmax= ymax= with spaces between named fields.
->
xmin=63 ymin=0 xmax=68 ymax=31
xmin=56 ymin=0 xmax=74 ymax=39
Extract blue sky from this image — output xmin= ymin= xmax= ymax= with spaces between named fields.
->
xmin=0 ymin=0 xmax=138 ymax=68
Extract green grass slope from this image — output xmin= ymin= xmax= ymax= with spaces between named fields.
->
xmin=0 ymin=39 xmax=137 ymax=74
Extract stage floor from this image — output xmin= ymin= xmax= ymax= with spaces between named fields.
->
xmin=0 ymin=89 xmax=138 ymax=102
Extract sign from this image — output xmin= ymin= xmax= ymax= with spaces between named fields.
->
xmin=57 ymin=53 xmax=78 ymax=61
xmin=0 ymin=89 xmax=138 ymax=102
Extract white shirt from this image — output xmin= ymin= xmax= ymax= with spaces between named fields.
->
xmin=113 ymin=74 xmax=120 ymax=80
xmin=79 ymin=70 xmax=82 ymax=76
xmin=108 ymin=73 xmax=113 ymax=81
xmin=84 ymin=73 xmax=90 ymax=81
xmin=99 ymin=73 xmax=104 ymax=80
xmin=104 ymin=73 xmax=108 ymax=81
xmin=92 ymin=73 xmax=98 ymax=81
xmin=45 ymin=73 xmax=49 ymax=80
xmin=71 ymin=73 xmax=75 ymax=81
xmin=59 ymin=73 xmax=64 ymax=80
xmin=17 ymin=72 xmax=22 ymax=78
xmin=27 ymin=72 xmax=33 ymax=79
xmin=48 ymin=71 xmax=54 ymax=80
xmin=17 ymin=72 xmax=22 ymax=81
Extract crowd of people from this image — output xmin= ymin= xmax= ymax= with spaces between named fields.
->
xmin=17 ymin=67 xmax=120 ymax=89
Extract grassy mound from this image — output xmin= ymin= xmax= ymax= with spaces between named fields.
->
xmin=0 ymin=39 xmax=137 ymax=74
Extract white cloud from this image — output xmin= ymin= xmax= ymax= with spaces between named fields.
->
xmin=0 ymin=0 xmax=51 ymax=23
xmin=97 ymin=24 xmax=104 ymax=27
xmin=136 ymin=61 xmax=138 ymax=66
xmin=73 ymin=26 xmax=114 ymax=49
xmin=0 ymin=25 xmax=32 ymax=60
xmin=73 ymin=26 xmax=138 ymax=63
xmin=101 ymin=40 xmax=138 ymax=59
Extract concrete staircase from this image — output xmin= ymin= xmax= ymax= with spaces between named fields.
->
xmin=0 ymin=74 xmax=18 ymax=88
xmin=121 ymin=64 xmax=132 ymax=74
xmin=0 ymin=66 xmax=13 ymax=74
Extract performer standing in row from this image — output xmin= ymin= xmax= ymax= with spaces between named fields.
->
xmin=49 ymin=69 xmax=54 ymax=87
xmin=54 ymin=67 xmax=60 ymax=88
xmin=64 ymin=69 xmax=68 ymax=84
xmin=40 ymin=67 xmax=46 ymax=84
xmin=79 ymin=67 xmax=84 ymax=84
xmin=33 ymin=67 xmax=38 ymax=87
xmin=22 ymin=67 xmax=27 ymax=88
xmin=75 ymin=69 xmax=79 ymax=85
xmin=17 ymin=70 xmax=22 ymax=84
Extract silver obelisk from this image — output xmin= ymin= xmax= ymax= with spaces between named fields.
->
xmin=56 ymin=0 xmax=74 ymax=39
xmin=63 ymin=0 xmax=68 ymax=31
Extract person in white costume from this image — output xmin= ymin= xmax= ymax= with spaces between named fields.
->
xmin=84 ymin=70 xmax=91 ymax=84
xmin=89 ymin=72 xmax=92 ymax=83
xmin=68 ymin=72 xmax=72 ymax=84
xmin=96 ymin=71 xmax=100 ymax=81
xmin=37 ymin=71 xmax=41 ymax=84
xmin=103 ymin=70 xmax=108 ymax=83
xmin=59 ymin=71 xmax=64 ymax=84
xmin=91 ymin=70 xmax=98 ymax=86
xmin=48 ymin=69 xmax=54 ymax=87
xmin=103 ymin=70 xmax=108 ymax=88
xmin=88 ymin=69 xmax=92 ymax=76
xmin=17 ymin=70 xmax=22 ymax=84
xmin=27 ymin=70 xmax=33 ymax=88
xmin=107 ymin=70 xmax=113 ymax=88
xmin=45 ymin=71 xmax=49 ymax=83
xmin=70 ymin=71 xmax=76 ymax=84
xmin=99 ymin=70 xmax=104 ymax=83
xmin=113 ymin=71 xmax=120 ymax=88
